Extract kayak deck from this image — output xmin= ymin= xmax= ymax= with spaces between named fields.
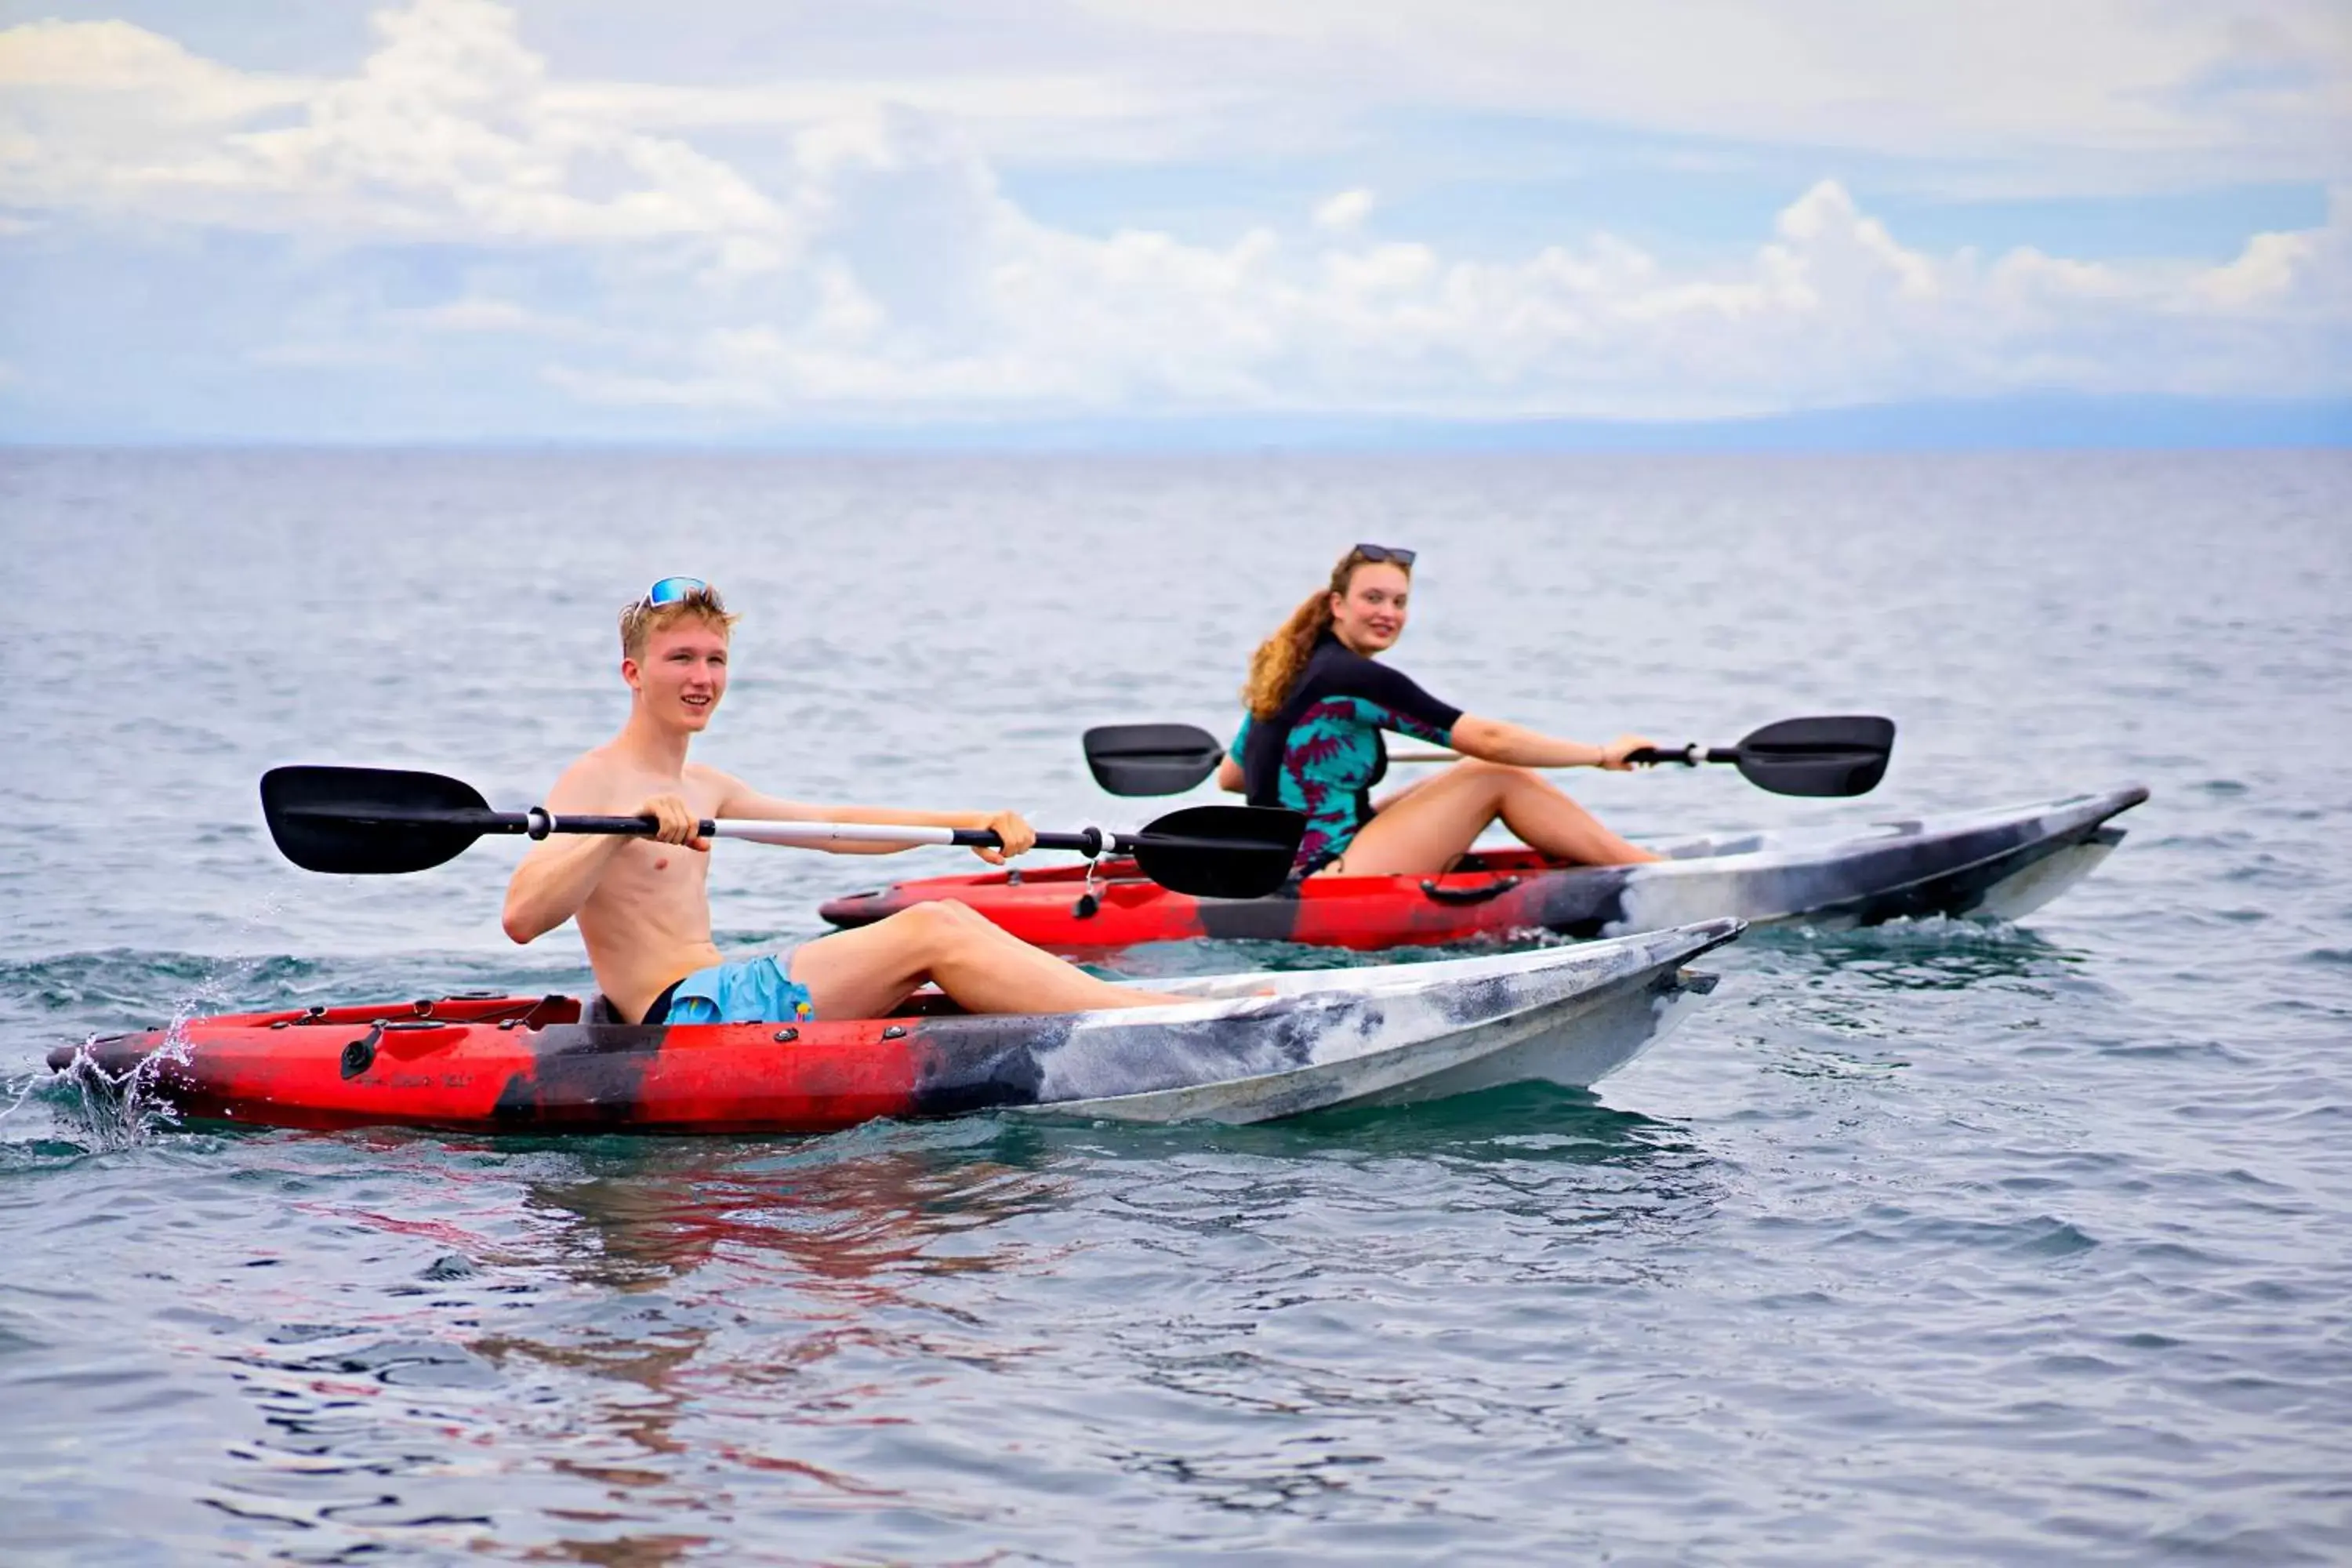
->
xmin=818 ymin=786 xmax=2149 ymax=951
xmin=48 ymin=920 xmax=1743 ymax=1134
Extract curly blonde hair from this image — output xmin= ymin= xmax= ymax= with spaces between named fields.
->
xmin=1242 ymin=546 xmax=1408 ymax=719
xmin=620 ymin=583 xmax=739 ymax=661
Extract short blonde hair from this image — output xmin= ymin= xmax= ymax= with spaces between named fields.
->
xmin=620 ymin=583 xmax=739 ymax=661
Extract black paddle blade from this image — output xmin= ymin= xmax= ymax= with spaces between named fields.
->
xmin=1733 ymin=715 xmax=1895 ymax=797
xmin=1129 ymin=804 xmax=1305 ymax=899
xmin=261 ymin=765 xmax=498 ymax=874
xmin=1083 ymin=723 xmax=1226 ymax=797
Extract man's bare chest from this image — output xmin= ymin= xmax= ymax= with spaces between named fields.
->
xmin=587 ymin=770 xmax=726 ymax=904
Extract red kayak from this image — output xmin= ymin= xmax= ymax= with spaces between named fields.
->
xmin=47 ymin=923 xmax=1741 ymax=1133
xmin=818 ymin=786 xmax=2148 ymax=951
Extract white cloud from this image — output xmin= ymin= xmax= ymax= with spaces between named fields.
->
xmin=0 ymin=18 xmax=313 ymax=118
xmin=521 ymin=166 xmax=2350 ymax=419
xmin=2 ymin=1 xmax=2347 ymax=428
xmin=546 ymin=72 xmax=1247 ymax=168
xmin=0 ymin=2 xmax=797 ymax=248
xmin=1313 ymin=188 xmax=1374 ymax=233
xmin=1057 ymin=0 xmax=2352 ymax=190
xmin=437 ymin=1 xmax=2352 ymax=191
xmin=11 ymin=1 xmax=2340 ymax=194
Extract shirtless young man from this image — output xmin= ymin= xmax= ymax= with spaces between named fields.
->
xmin=502 ymin=579 xmax=1182 ymax=1026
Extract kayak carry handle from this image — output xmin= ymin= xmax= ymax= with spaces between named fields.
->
xmin=1420 ymin=877 xmax=1523 ymax=906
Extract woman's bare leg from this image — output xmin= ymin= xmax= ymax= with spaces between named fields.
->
xmin=789 ymin=901 xmax=1190 ymax=1019
xmin=1321 ymin=760 xmax=1661 ymax=878
xmin=1367 ymin=768 xmax=1441 ymax=814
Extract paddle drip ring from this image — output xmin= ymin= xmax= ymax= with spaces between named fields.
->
xmin=1073 ymin=851 xmax=1104 ymax=920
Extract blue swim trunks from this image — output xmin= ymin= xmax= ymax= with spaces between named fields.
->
xmin=651 ymin=953 xmax=816 ymax=1025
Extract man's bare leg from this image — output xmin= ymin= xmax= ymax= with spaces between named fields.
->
xmin=788 ymin=901 xmax=1192 ymax=1019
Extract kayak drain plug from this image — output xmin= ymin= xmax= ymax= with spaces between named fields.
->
xmin=340 ymin=1024 xmax=383 ymax=1080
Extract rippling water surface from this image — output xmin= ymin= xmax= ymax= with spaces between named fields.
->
xmin=4 ymin=450 xmax=2349 ymax=1563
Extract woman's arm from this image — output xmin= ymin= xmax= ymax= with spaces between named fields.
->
xmin=1218 ymin=714 xmax=1251 ymax=794
xmin=1448 ymin=714 xmax=1653 ymax=771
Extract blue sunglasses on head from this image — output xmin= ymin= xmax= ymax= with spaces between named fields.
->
xmin=638 ymin=575 xmax=708 ymax=608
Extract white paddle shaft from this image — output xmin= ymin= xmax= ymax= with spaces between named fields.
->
xmin=1388 ymin=745 xmax=1704 ymax=766
xmin=538 ymin=814 xmax=1118 ymax=855
xmin=706 ymin=818 xmax=973 ymax=848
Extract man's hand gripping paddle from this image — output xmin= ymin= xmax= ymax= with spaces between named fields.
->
xmin=262 ymin=766 xmax=1307 ymax=900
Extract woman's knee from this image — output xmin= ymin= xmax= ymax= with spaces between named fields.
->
xmin=1450 ymin=757 xmax=1541 ymax=791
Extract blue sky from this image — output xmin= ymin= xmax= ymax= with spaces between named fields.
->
xmin=1 ymin=0 xmax=2346 ymax=443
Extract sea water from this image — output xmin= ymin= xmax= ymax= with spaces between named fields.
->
xmin=2 ymin=449 xmax=2348 ymax=1563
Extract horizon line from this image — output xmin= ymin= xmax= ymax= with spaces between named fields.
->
xmin=4 ymin=395 xmax=2347 ymax=454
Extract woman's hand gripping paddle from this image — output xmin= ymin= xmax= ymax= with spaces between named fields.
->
xmin=260 ymin=766 xmax=1306 ymax=899
xmin=1083 ymin=715 xmax=1896 ymax=800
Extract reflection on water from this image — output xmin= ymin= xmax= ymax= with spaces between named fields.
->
xmin=138 ymin=1094 xmax=1729 ymax=1559
xmin=1705 ymin=922 xmax=2100 ymax=1083
xmin=1038 ymin=1080 xmax=1705 ymax=1171
xmin=1745 ymin=917 xmax=2089 ymax=994
xmin=519 ymin=1135 xmax=1073 ymax=1293
xmin=183 ymin=1132 xmax=1073 ymax=1561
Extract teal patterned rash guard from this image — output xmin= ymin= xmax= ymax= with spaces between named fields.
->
xmin=1232 ymin=633 xmax=1464 ymax=874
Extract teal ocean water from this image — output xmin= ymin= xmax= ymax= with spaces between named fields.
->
xmin=3 ymin=450 xmax=2349 ymax=1563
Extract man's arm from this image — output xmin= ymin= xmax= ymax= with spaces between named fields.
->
xmin=703 ymin=769 xmax=1037 ymax=866
xmin=502 ymin=759 xmax=701 ymax=943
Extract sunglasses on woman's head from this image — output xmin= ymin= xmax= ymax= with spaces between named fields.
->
xmin=1353 ymin=543 xmax=1416 ymax=566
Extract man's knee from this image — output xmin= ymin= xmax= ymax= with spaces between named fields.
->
xmin=895 ymin=898 xmax=986 ymax=948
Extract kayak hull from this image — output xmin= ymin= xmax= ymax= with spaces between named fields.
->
xmin=818 ymin=786 xmax=2148 ymax=952
xmin=47 ymin=921 xmax=1742 ymax=1135
xmin=1051 ymin=938 xmax=1722 ymax=1123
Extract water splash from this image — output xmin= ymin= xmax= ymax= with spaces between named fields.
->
xmin=46 ymin=951 xmax=281 ymax=1149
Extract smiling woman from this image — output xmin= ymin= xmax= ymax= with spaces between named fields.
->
xmin=1218 ymin=544 xmax=1665 ymax=879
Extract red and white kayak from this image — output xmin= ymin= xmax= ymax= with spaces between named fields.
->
xmin=818 ymin=786 xmax=2147 ymax=953
xmin=49 ymin=920 xmax=1743 ymax=1134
